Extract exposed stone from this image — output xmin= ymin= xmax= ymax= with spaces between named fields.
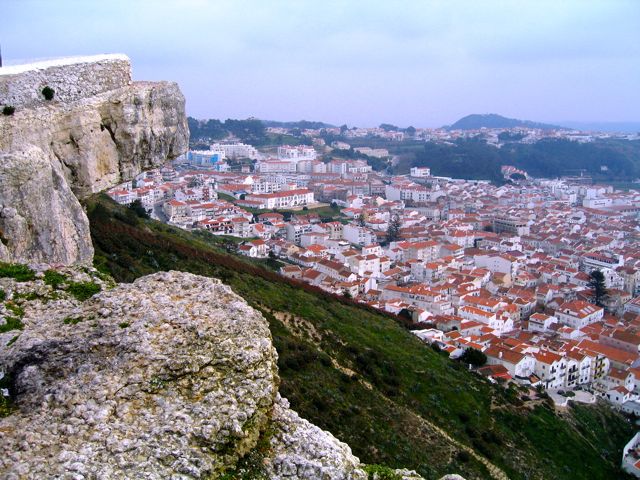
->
xmin=0 ymin=271 xmax=278 ymax=478
xmin=0 ymin=55 xmax=188 ymax=265
xmin=265 ymin=395 xmax=368 ymax=480
xmin=0 ymin=54 xmax=131 ymax=109
xmin=0 ymin=146 xmax=93 ymax=265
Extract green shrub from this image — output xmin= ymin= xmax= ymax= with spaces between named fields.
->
xmin=5 ymin=302 xmax=24 ymax=318
xmin=2 ymin=105 xmax=15 ymax=116
xmin=41 ymin=86 xmax=55 ymax=100
xmin=460 ymin=347 xmax=487 ymax=367
xmin=63 ymin=316 xmax=83 ymax=325
xmin=0 ymin=263 xmax=35 ymax=282
xmin=0 ymin=316 xmax=24 ymax=333
xmin=43 ymin=270 xmax=67 ymax=289
xmin=67 ymin=281 xmax=101 ymax=301
xmin=0 ymin=289 xmax=5 ymax=302
xmin=128 ymin=199 xmax=150 ymax=219
xmin=363 ymin=464 xmax=402 ymax=480
xmin=457 ymin=450 xmax=471 ymax=463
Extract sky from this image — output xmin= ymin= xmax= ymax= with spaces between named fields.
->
xmin=3 ymin=0 xmax=640 ymax=127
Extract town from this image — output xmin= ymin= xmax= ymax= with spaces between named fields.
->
xmin=108 ymin=127 xmax=640 ymax=458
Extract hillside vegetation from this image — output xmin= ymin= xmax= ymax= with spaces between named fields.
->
xmin=87 ymin=195 xmax=635 ymax=480
xmin=446 ymin=114 xmax=564 ymax=131
xmin=399 ymin=137 xmax=640 ymax=182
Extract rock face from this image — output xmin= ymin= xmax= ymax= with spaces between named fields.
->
xmin=266 ymin=396 xmax=367 ymax=480
xmin=0 ymin=270 xmax=381 ymax=479
xmin=1 ymin=271 xmax=278 ymax=478
xmin=0 ymin=146 xmax=93 ymax=265
xmin=0 ymin=55 xmax=188 ymax=265
xmin=0 ymin=54 xmax=131 ymax=109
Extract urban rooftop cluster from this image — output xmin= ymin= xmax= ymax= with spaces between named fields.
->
xmin=108 ymin=138 xmax=640 ymax=422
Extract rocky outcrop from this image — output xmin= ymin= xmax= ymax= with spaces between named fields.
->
xmin=0 ymin=270 xmax=383 ymax=479
xmin=0 ymin=146 xmax=93 ymax=265
xmin=1 ymin=271 xmax=275 ymax=478
xmin=266 ymin=396 xmax=367 ymax=480
xmin=0 ymin=55 xmax=188 ymax=265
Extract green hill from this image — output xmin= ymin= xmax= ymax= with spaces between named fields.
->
xmin=87 ymin=195 xmax=635 ymax=480
xmin=397 ymin=138 xmax=640 ymax=182
xmin=447 ymin=114 xmax=564 ymax=131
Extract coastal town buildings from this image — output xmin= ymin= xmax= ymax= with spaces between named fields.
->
xmin=108 ymin=137 xmax=640 ymax=411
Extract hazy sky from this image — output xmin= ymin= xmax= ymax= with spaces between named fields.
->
xmin=3 ymin=0 xmax=640 ymax=127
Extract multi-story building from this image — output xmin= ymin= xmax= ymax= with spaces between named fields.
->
xmin=555 ymin=300 xmax=604 ymax=329
xmin=256 ymin=160 xmax=297 ymax=173
xmin=277 ymin=145 xmax=317 ymax=161
xmin=410 ymin=167 xmax=431 ymax=178
xmin=492 ymin=216 xmax=530 ymax=236
xmin=241 ymin=189 xmax=314 ymax=209
xmin=185 ymin=148 xmax=226 ymax=166
xmin=210 ymin=142 xmax=259 ymax=160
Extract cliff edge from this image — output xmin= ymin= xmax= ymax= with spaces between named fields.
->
xmin=0 ymin=55 xmax=188 ymax=265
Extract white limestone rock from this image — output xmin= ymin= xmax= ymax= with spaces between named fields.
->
xmin=265 ymin=396 xmax=368 ymax=480
xmin=0 ymin=271 xmax=278 ymax=479
xmin=0 ymin=146 xmax=93 ymax=265
xmin=0 ymin=55 xmax=188 ymax=265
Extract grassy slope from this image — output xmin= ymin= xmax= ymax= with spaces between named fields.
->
xmin=87 ymin=195 xmax=635 ymax=480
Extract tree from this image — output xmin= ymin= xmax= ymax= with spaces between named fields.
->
xmin=405 ymin=126 xmax=416 ymax=136
xmin=460 ymin=348 xmax=487 ymax=367
xmin=386 ymin=214 xmax=401 ymax=244
xmin=357 ymin=212 xmax=367 ymax=227
xmin=128 ymin=199 xmax=150 ymax=219
xmin=587 ymin=269 xmax=609 ymax=307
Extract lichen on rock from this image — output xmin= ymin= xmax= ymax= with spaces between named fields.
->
xmin=0 ymin=271 xmax=278 ymax=478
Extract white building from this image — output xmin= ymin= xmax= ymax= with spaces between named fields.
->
xmin=343 ymin=224 xmax=376 ymax=246
xmin=256 ymin=160 xmax=298 ymax=173
xmin=555 ymin=300 xmax=604 ymax=329
xmin=277 ymin=145 xmax=317 ymax=161
xmin=410 ymin=167 xmax=431 ymax=178
xmin=185 ymin=148 xmax=226 ymax=166
xmin=241 ymin=189 xmax=315 ymax=209
xmin=211 ymin=142 xmax=259 ymax=160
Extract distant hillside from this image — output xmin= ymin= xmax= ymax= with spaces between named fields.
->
xmin=261 ymin=119 xmax=335 ymax=130
xmin=396 ymin=137 xmax=640 ymax=182
xmin=447 ymin=114 xmax=565 ymax=131
xmin=187 ymin=117 xmax=313 ymax=147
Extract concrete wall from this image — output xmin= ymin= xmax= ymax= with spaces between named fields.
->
xmin=0 ymin=54 xmax=131 ymax=109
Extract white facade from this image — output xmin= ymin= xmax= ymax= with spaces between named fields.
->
xmin=556 ymin=301 xmax=604 ymax=329
xmin=410 ymin=167 xmax=431 ymax=178
xmin=277 ymin=146 xmax=317 ymax=161
xmin=343 ymin=224 xmax=376 ymax=246
xmin=243 ymin=189 xmax=315 ymax=209
xmin=211 ymin=142 xmax=259 ymax=160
